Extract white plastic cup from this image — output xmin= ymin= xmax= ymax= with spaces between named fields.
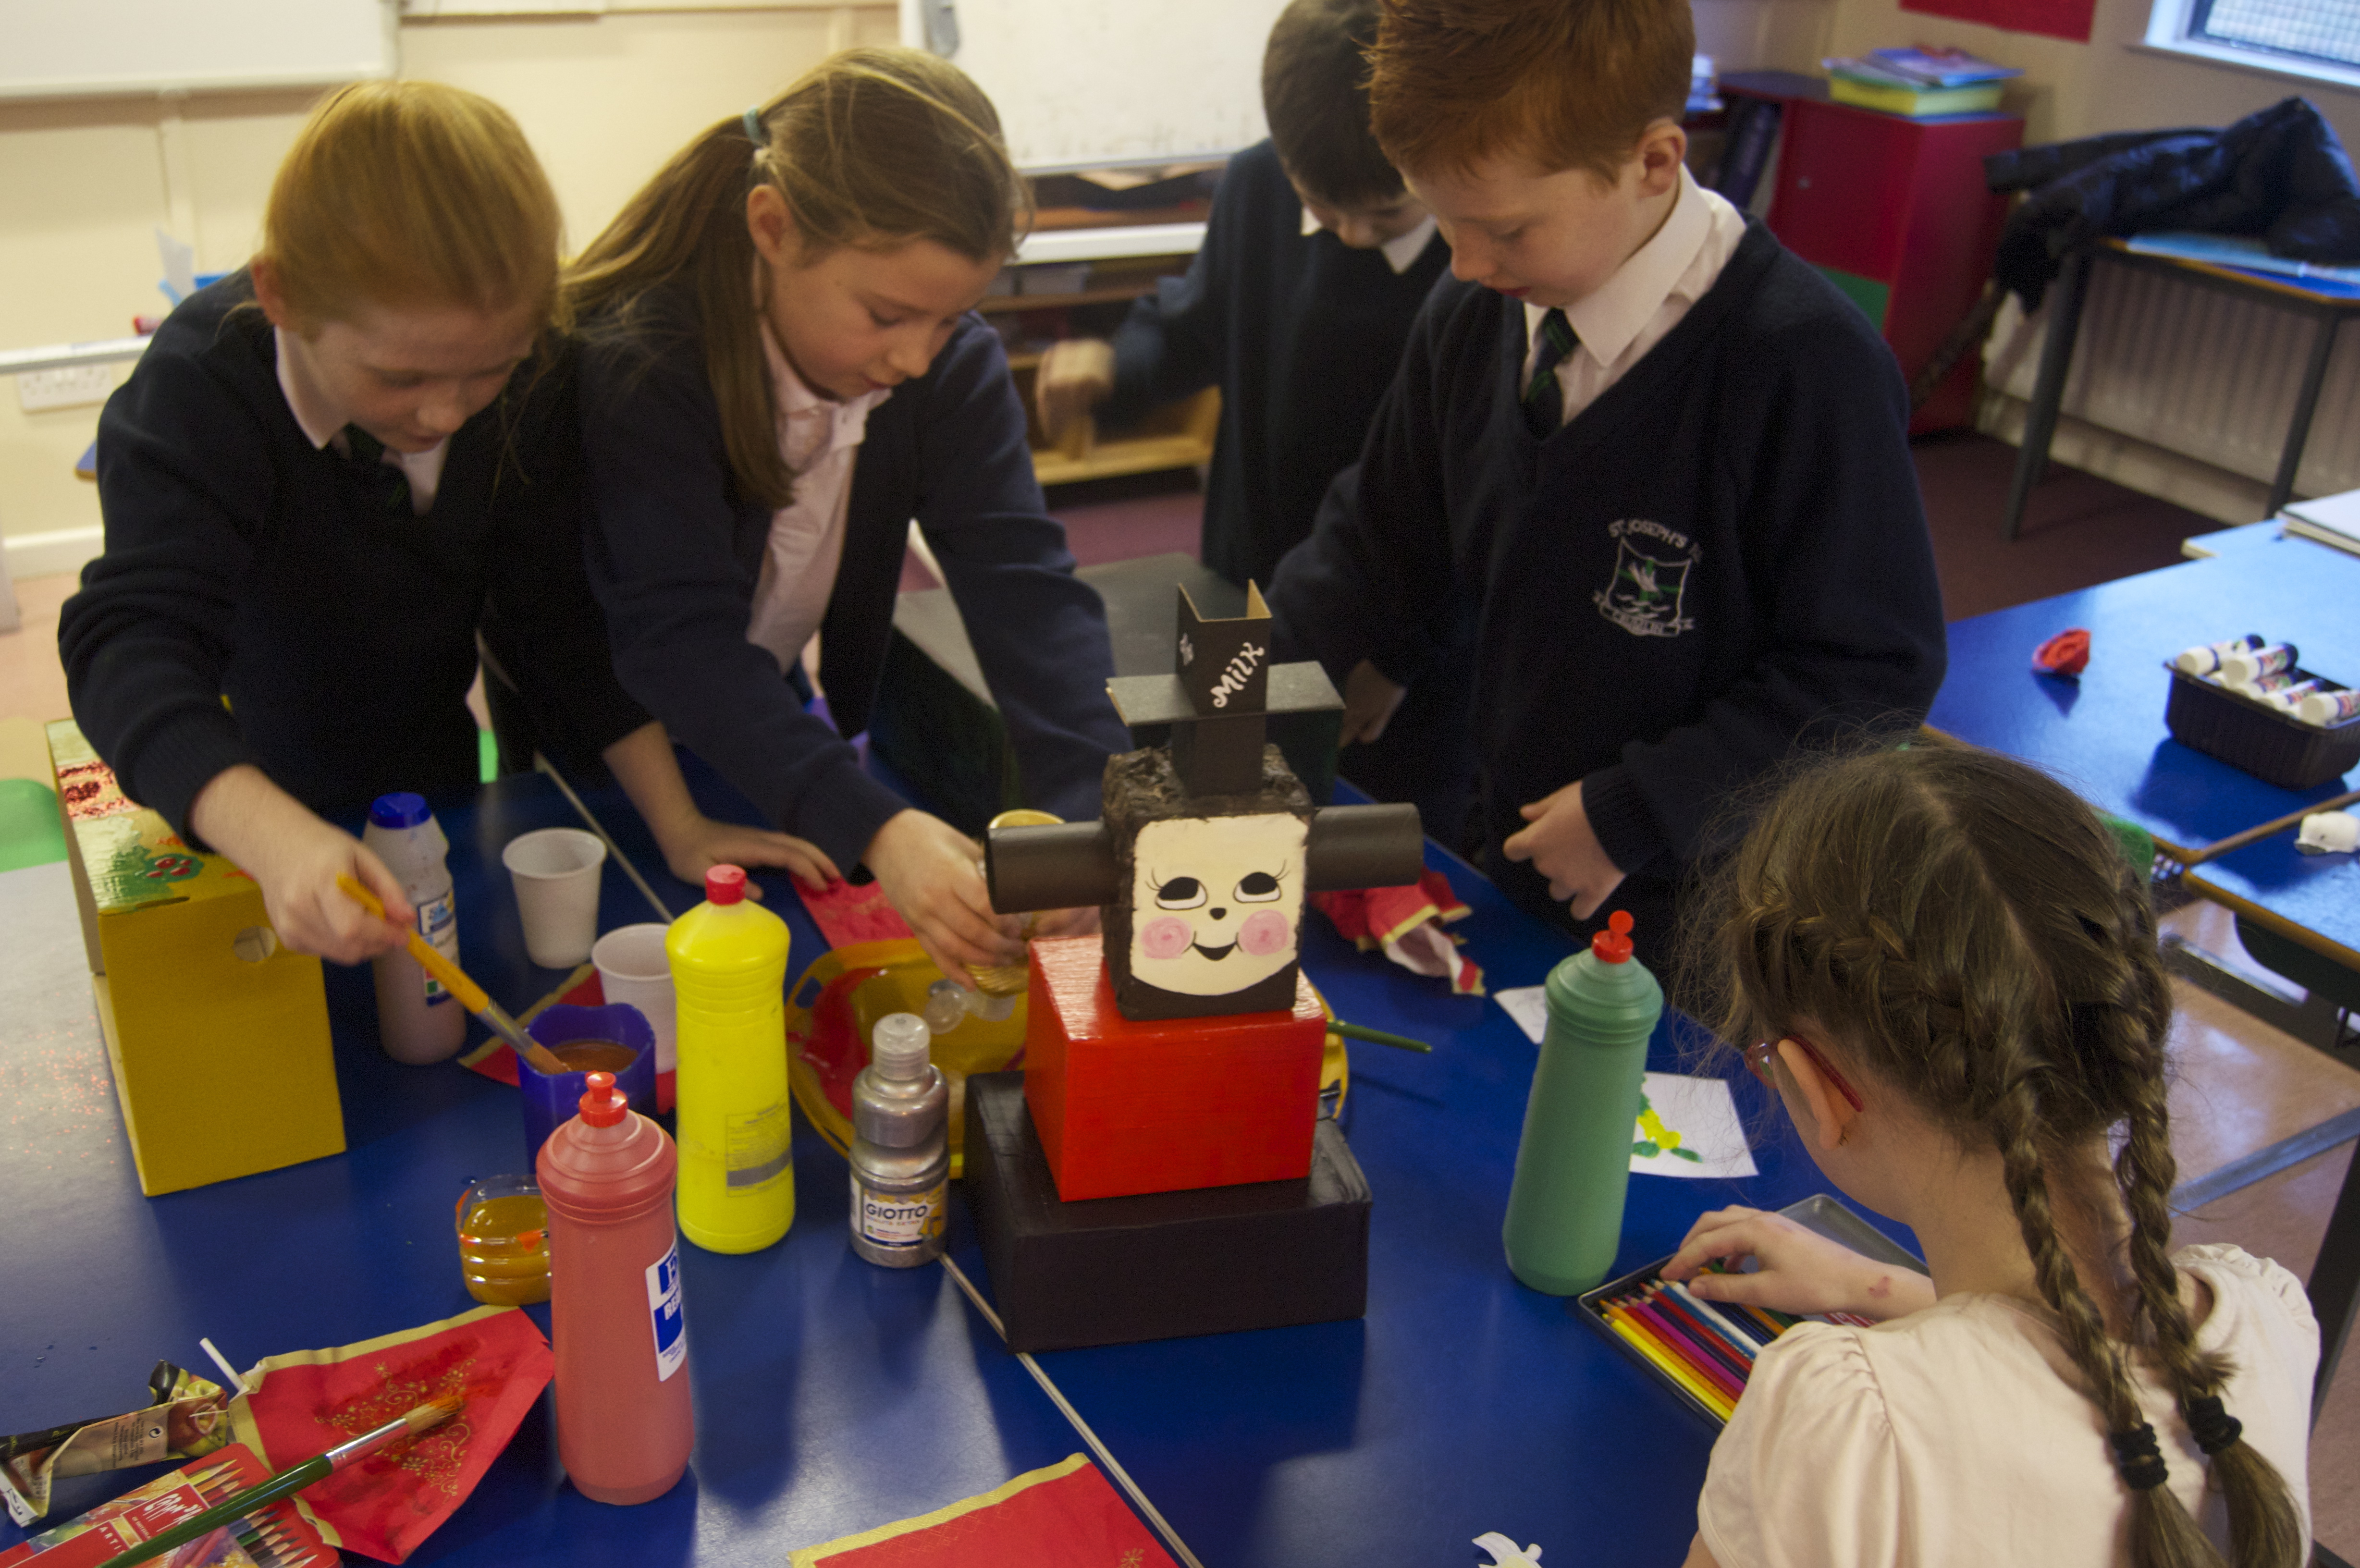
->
xmin=592 ymin=923 xmax=678 ymax=1108
xmin=502 ymin=828 xmax=606 ymax=968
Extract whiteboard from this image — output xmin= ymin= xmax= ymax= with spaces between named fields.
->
xmin=0 ymin=0 xmax=393 ymax=101
xmin=910 ymin=0 xmax=1290 ymax=172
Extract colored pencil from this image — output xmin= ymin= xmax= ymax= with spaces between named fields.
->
xmin=1615 ymin=1298 xmax=1744 ymax=1403
xmin=1622 ymin=1287 xmax=1751 ymax=1386
xmin=1602 ymin=1305 xmax=1736 ymax=1419
xmin=1622 ymin=1298 xmax=1746 ymax=1400
xmin=1602 ymin=1304 xmax=1732 ymax=1416
xmin=1663 ymin=1279 xmax=1769 ymax=1355
xmin=1641 ymin=1286 xmax=1757 ymax=1376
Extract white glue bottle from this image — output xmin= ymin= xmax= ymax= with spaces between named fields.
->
xmin=848 ymin=1013 xmax=948 ymax=1268
xmin=362 ymin=791 xmax=464 ymax=1065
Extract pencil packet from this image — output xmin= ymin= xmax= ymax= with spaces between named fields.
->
xmin=1573 ymin=1193 xmax=1925 ymax=1426
xmin=0 ymin=1365 xmax=231 ymax=1526
xmin=0 ymin=1441 xmax=333 ymax=1567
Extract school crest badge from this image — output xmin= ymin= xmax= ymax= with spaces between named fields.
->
xmin=1594 ymin=518 xmax=1698 ymax=638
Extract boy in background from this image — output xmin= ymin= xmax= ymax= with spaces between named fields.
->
xmin=1269 ymin=0 xmax=1945 ymax=958
xmin=1035 ymin=0 xmax=1473 ymax=842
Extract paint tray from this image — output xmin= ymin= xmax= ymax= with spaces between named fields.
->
xmin=1572 ymin=1194 xmax=1926 ymax=1428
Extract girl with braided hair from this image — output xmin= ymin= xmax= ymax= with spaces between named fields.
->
xmin=1661 ymin=739 xmax=2316 ymax=1568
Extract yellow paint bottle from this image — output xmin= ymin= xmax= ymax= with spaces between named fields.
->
xmin=667 ymin=865 xmax=793 ymax=1252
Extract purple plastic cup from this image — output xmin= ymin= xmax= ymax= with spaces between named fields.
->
xmin=519 ymin=1003 xmax=657 ymax=1162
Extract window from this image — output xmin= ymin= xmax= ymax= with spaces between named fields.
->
xmin=2193 ymin=0 xmax=2360 ymax=70
xmin=2146 ymin=0 xmax=2360 ymax=86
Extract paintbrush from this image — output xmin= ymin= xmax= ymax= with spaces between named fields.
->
xmin=89 ymin=1398 xmax=462 ymax=1568
xmin=337 ymin=875 xmax=571 ymax=1076
xmin=1330 ymin=1019 xmax=1435 ymax=1054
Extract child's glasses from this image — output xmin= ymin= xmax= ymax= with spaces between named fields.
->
xmin=1744 ymin=1035 xmax=1865 ymax=1112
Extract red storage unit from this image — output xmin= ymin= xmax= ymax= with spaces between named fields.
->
xmin=1765 ymin=97 xmax=2022 ymax=432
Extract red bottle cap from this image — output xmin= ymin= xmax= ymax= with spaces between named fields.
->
xmin=578 ymin=1070 xmax=628 ymax=1127
xmin=1591 ymin=910 xmax=1636 ymax=964
xmin=705 ymin=865 xmax=747 ymax=906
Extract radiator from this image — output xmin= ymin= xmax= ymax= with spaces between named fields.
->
xmin=1983 ymin=258 xmax=2360 ymax=501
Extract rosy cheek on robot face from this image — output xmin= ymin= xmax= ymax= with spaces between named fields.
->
xmin=1239 ymin=910 xmax=1291 ymax=956
xmin=1141 ymin=916 xmax=1193 ymax=960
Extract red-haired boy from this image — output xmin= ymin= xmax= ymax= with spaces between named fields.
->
xmin=1269 ymin=0 xmax=1947 ymax=956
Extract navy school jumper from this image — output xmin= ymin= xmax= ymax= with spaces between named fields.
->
xmin=1101 ymin=140 xmax=1450 ymax=591
xmin=62 ymin=272 xmax=648 ymax=839
xmin=577 ymin=285 xmax=1131 ymax=876
xmin=1270 ymin=222 xmax=1948 ymax=949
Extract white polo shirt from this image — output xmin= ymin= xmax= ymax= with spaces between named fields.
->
xmin=1521 ymin=164 xmax=1747 ymax=427
xmin=274 ymin=327 xmax=448 ymax=515
xmin=742 ymin=322 xmax=891 ymax=676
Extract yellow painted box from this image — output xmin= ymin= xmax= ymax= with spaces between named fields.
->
xmin=47 ymin=719 xmax=344 ymax=1196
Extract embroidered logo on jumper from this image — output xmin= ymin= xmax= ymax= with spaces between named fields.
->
xmin=1595 ymin=519 xmax=1698 ymax=639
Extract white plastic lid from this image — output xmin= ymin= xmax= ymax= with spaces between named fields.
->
xmin=870 ymin=1013 xmax=933 ymax=1080
xmin=922 ymin=980 xmax=968 ymax=1035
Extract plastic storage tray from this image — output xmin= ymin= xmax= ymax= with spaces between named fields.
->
xmin=2163 ymin=662 xmax=2360 ymax=790
xmin=1573 ymin=1194 xmax=1926 ymax=1427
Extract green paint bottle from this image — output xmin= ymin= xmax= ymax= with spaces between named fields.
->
xmin=1502 ymin=910 xmax=1662 ymax=1295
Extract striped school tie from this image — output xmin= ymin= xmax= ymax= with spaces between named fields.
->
xmin=341 ymin=424 xmax=413 ymax=514
xmin=1522 ymin=307 xmax=1576 ymax=440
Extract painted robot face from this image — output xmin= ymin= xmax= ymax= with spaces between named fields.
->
xmin=1128 ymin=814 xmax=1307 ymax=997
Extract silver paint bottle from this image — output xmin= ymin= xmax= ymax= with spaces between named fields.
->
xmin=848 ymin=1012 xmax=948 ymax=1267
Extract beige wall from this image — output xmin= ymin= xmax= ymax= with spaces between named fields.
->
xmin=12 ymin=0 xmax=2360 ymax=549
xmin=0 ymin=4 xmax=894 ymax=550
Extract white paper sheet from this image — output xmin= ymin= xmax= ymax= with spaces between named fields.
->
xmin=1495 ymin=990 xmax=1756 ymax=1177
xmin=1631 ymin=1072 xmax=1756 ymax=1178
xmin=1494 ymin=985 xmax=1548 ymax=1043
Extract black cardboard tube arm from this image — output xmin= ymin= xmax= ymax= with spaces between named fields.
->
xmin=987 ymin=802 xmax=1424 ymax=913
xmin=1305 ymin=802 xmax=1424 ymax=891
xmin=988 ymin=822 xmax=1119 ymax=912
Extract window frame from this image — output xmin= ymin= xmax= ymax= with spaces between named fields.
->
xmin=2141 ymin=0 xmax=2360 ymax=93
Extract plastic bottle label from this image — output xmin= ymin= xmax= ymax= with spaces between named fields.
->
xmin=644 ymin=1241 xmax=687 ymax=1381
xmin=417 ymin=892 xmax=458 ymax=1004
xmin=724 ymin=1102 xmax=791 ymax=1189
xmin=851 ymin=1172 xmax=946 ymax=1249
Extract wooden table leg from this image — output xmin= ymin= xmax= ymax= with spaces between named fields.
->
xmin=2269 ymin=311 xmax=2343 ymax=521
xmin=2003 ymin=248 xmax=2092 ymax=542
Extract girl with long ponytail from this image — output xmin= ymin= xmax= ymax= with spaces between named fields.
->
xmin=569 ymin=48 xmax=1129 ymax=983
xmin=1662 ymin=739 xmax=2315 ymax=1568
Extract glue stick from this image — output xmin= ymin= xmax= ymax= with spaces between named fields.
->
xmin=2173 ymin=635 xmax=2262 ymax=675
xmin=2218 ymin=642 xmax=2297 ymax=686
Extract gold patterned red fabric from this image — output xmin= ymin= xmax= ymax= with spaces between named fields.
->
xmin=225 ymin=1305 xmax=553 ymax=1562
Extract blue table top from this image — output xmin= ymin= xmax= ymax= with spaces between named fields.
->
xmin=1929 ymin=542 xmax=2360 ymax=854
xmin=4 ymin=760 xmax=1912 ymax=1567
xmin=2188 ymin=829 xmax=2360 ymax=966
xmin=0 ymin=774 xmax=1083 ymax=1568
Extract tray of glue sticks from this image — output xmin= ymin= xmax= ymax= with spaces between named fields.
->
xmin=1574 ymin=1194 xmax=1928 ymax=1427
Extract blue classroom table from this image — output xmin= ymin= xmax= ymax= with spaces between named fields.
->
xmin=0 ymin=774 xmax=1085 ymax=1567
xmin=4 ymin=761 xmax=1898 ymax=1565
xmin=1928 ymin=539 xmax=2360 ymax=861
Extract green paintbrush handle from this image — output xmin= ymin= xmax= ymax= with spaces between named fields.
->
xmin=90 ymin=1454 xmax=331 ymax=1568
xmin=1331 ymin=1020 xmax=1435 ymax=1054
xmin=92 ymin=1399 xmax=454 ymax=1568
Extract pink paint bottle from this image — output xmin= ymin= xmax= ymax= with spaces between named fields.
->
xmin=536 ymin=1071 xmax=693 ymax=1505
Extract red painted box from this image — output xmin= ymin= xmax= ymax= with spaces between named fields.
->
xmin=1023 ymin=935 xmax=1326 ymax=1201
